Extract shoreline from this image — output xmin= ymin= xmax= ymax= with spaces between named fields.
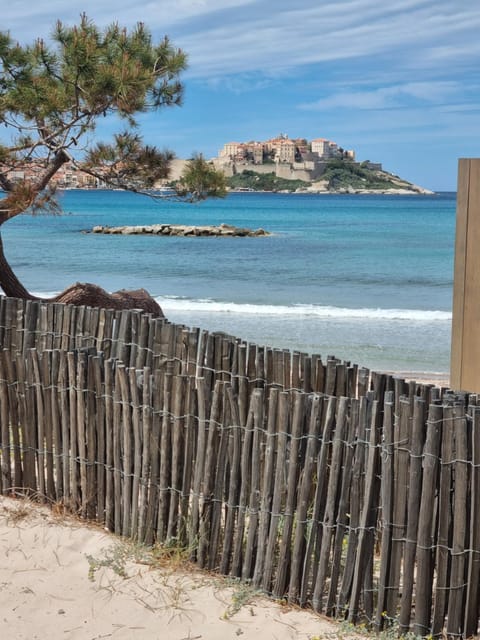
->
xmin=57 ymin=186 xmax=439 ymax=196
xmin=228 ymin=187 xmax=436 ymax=195
xmin=382 ymin=371 xmax=450 ymax=387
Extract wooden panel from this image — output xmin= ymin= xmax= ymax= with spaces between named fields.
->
xmin=451 ymin=159 xmax=480 ymax=392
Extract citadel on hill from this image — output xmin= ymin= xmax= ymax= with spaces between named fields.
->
xmin=212 ymin=134 xmax=432 ymax=194
xmin=213 ymin=134 xmax=381 ymax=182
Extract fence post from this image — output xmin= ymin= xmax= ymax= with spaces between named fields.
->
xmin=451 ymin=159 xmax=480 ymax=392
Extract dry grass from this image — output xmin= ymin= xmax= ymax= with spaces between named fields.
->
xmin=2 ymin=499 xmax=32 ymax=525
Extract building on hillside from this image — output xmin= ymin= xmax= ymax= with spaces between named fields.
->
xmin=275 ymin=138 xmax=296 ymax=163
xmin=293 ymin=138 xmax=309 ymax=159
xmin=264 ymin=136 xmax=297 ymax=163
xmin=311 ymin=138 xmax=331 ymax=158
xmin=328 ymin=141 xmax=339 ymax=156
xmin=219 ymin=141 xmax=266 ymax=164
xmin=219 ymin=142 xmax=242 ymax=160
xmin=251 ymin=143 xmax=264 ymax=164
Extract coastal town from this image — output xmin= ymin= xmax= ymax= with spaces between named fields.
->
xmin=0 ymin=133 xmax=432 ymax=193
xmin=3 ymin=158 xmax=101 ymax=189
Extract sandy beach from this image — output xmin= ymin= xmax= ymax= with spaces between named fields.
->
xmin=388 ymin=372 xmax=450 ymax=388
xmin=0 ymin=496 xmax=361 ymax=640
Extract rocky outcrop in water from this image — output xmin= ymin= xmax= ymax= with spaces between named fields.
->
xmin=88 ymin=223 xmax=270 ymax=237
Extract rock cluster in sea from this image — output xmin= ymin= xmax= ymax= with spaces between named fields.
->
xmin=89 ymin=223 xmax=269 ymax=237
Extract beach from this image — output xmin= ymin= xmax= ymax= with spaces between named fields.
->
xmin=0 ymin=495 xmax=361 ymax=640
xmin=0 ymin=190 xmax=457 ymax=636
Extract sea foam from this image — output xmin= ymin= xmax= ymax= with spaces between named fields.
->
xmin=30 ymin=291 xmax=450 ymax=323
xmin=157 ymin=296 xmax=451 ymax=322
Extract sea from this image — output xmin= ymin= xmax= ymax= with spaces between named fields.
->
xmin=3 ymin=189 xmax=456 ymax=376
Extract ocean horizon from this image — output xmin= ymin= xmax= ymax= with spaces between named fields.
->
xmin=5 ymin=189 xmax=455 ymax=376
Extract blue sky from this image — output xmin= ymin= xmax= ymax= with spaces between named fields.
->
xmin=4 ymin=0 xmax=480 ymax=191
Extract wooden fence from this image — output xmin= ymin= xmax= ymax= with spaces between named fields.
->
xmin=0 ymin=296 xmax=478 ymax=638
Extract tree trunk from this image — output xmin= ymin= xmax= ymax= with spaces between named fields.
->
xmin=0 ymin=230 xmax=37 ymax=300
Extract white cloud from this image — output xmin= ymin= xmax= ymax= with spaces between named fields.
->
xmin=2 ymin=0 xmax=258 ymax=40
xmin=2 ymin=0 xmax=480 ymax=115
xmin=177 ymin=0 xmax=480 ymax=78
xmin=5 ymin=1 xmax=480 ymax=79
xmin=299 ymin=82 xmax=459 ymax=111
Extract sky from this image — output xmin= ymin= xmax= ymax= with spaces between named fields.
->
xmin=3 ymin=0 xmax=480 ymax=191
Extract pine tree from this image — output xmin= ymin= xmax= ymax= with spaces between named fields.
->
xmin=0 ymin=15 xmax=226 ymax=313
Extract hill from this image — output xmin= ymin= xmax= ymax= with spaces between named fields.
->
xmin=226 ymin=160 xmax=433 ymax=194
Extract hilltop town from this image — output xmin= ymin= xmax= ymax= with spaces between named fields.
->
xmin=213 ymin=134 xmax=433 ymax=194
xmin=217 ymin=134 xmax=356 ymax=169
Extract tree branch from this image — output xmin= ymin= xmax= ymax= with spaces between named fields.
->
xmin=35 ymin=149 xmax=71 ymax=191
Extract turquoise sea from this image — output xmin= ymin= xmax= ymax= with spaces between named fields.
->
xmin=3 ymin=190 xmax=456 ymax=375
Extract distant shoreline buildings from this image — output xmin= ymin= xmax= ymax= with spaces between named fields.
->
xmin=2 ymin=159 xmax=103 ymax=190
xmin=1 ymin=134 xmax=385 ymax=190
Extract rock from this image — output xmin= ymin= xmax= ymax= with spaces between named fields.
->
xmin=52 ymin=282 xmax=164 ymax=317
xmin=88 ymin=223 xmax=271 ymax=237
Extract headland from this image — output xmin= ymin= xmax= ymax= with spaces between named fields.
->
xmin=209 ymin=134 xmax=433 ymax=195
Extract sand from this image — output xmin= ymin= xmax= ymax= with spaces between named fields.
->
xmin=383 ymin=372 xmax=450 ymax=388
xmin=0 ymin=496 xmax=360 ymax=640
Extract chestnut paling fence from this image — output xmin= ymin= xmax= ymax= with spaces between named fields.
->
xmin=0 ymin=295 xmax=478 ymax=638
